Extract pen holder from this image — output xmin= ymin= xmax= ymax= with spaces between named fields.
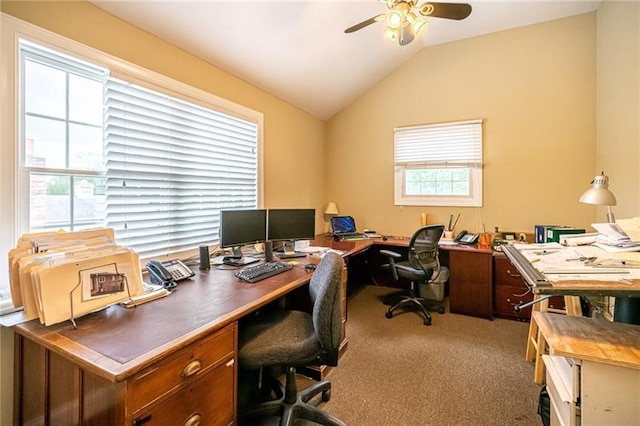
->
xmin=479 ymin=232 xmax=492 ymax=247
xmin=443 ymin=229 xmax=454 ymax=240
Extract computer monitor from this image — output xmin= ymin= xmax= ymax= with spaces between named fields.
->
xmin=219 ymin=209 xmax=267 ymax=265
xmin=268 ymin=209 xmax=315 ymax=258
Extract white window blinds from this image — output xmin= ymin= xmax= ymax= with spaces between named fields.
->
xmin=394 ymin=119 xmax=483 ymax=169
xmin=105 ymin=78 xmax=259 ymax=258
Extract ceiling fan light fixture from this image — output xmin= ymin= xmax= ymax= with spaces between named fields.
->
xmin=384 ymin=27 xmax=399 ymax=41
xmin=407 ymin=12 xmax=428 ymax=36
xmin=387 ymin=10 xmax=404 ymax=29
xmin=345 ymin=1 xmax=471 ymax=45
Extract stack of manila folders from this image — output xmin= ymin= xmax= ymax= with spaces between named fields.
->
xmin=8 ymin=228 xmax=165 ymax=326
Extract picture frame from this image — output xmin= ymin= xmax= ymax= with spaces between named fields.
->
xmin=502 ymin=232 xmax=517 ymax=241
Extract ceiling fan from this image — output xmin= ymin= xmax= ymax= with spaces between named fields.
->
xmin=344 ymin=1 xmax=472 ymax=46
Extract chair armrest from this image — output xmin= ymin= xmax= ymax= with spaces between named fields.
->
xmin=380 ymin=250 xmax=402 ymax=281
xmin=380 ymin=249 xmax=401 ymax=258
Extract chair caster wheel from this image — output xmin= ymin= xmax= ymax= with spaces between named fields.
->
xmin=385 ymin=311 xmax=393 ymax=319
xmin=322 ymin=389 xmax=331 ymax=402
xmin=423 ymin=318 xmax=432 ymax=326
xmin=437 ymin=307 xmax=445 ymax=314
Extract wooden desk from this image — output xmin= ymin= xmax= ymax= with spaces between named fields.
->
xmin=11 ymin=237 xmax=494 ymax=425
xmin=535 ymin=312 xmax=640 ymax=425
xmin=11 ymin=245 xmax=352 ymax=426
xmin=348 ymin=237 xmax=495 ymax=319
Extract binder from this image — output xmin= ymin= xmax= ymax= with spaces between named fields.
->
xmin=534 ymin=225 xmax=561 ymax=243
xmin=546 ymin=227 xmax=585 ymax=243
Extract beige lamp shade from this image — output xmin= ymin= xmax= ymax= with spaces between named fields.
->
xmin=324 ymin=202 xmax=339 ymax=215
xmin=579 ymin=172 xmax=617 ymax=222
xmin=579 ymin=173 xmax=616 ymax=206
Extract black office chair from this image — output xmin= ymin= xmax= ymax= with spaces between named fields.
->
xmin=238 ymin=252 xmax=346 ymax=426
xmin=380 ymin=224 xmax=445 ymax=326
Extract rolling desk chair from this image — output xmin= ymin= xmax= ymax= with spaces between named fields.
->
xmin=238 ymin=252 xmax=346 ymax=426
xmin=380 ymin=224 xmax=445 ymax=326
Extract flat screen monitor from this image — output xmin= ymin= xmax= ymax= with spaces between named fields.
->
xmin=219 ymin=209 xmax=267 ymax=265
xmin=268 ymin=209 xmax=315 ymax=257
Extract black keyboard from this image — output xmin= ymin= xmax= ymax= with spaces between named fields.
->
xmin=235 ymin=262 xmax=294 ymax=283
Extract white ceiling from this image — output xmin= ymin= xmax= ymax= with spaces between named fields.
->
xmin=91 ymin=1 xmax=601 ymax=120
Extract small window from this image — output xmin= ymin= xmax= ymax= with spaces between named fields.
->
xmin=394 ymin=119 xmax=483 ymax=207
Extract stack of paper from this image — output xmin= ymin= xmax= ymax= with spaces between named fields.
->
xmin=8 ymin=228 xmax=145 ymax=326
xmin=119 ymin=283 xmax=170 ymax=308
xmin=591 ymin=222 xmax=640 ymax=252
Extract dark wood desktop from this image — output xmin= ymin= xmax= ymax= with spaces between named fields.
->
xmin=12 ymin=238 xmax=366 ymax=426
xmin=11 ymin=236 xmax=513 ymax=425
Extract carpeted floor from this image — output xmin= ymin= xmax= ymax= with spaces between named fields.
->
xmin=242 ymin=285 xmax=544 ymax=425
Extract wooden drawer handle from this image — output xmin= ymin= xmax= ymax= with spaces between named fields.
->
xmin=181 ymin=360 xmax=202 ymax=378
xmin=506 ymin=269 xmax=521 ymax=278
xmin=183 ymin=413 xmax=201 ymax=426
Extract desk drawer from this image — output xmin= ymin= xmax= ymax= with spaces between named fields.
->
xmin=494 ymin=256 xmax=525 ymax=287
xmin=494 ymin=285 xmax=533 ymax=321
xmin=131 ymin=323 xmax=236 ymax=412
xmin=133 ymin=358 xmax=235 ymax=426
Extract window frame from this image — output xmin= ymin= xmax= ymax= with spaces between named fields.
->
xmin=0 ymin=13 xmax=264 ymax=311
xmin=393 ymin=119 xmax=483 ymax=207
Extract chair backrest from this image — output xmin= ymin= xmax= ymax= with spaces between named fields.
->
xmin=408 ymin=225 xmax=444 ymax=277
xmin=308 ymin=252 xmax=344 ymax=364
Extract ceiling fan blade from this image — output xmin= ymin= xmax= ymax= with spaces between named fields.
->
xmin=419 ymin=2 xmax=472 ymax=20
xmin=399 ymin=24 xmax=415 ymax=46
xmin=344 ymin=14 xmax=386 ymax=33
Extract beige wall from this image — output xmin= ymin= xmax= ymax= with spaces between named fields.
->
xmin=597 ymin=2 xmax=640 ymax=220
xmin=327 ymin=13 xmax=598 ymax=238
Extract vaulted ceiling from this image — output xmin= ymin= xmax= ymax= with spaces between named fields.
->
xmin=92 ymin=1 xmax=601 ymax=120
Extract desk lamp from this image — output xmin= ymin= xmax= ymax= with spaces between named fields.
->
xmin=324 ymin=202 xmax=339 ymax=233
xmin=324 ymin=202 xmax=338 ymax=216
xmin=579 ymin=172 xmax=617 ymax=223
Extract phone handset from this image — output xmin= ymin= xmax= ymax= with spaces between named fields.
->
xmin=146 ymin=260 xmax=178 ymax=289
xmin=454 ymin=230 xmax=479 ymax=245
xmin=454 ymin=230 xmax=468 ymax=243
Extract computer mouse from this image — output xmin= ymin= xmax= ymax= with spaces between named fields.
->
xmin=305 ymin=264 xmax=317 ymax=272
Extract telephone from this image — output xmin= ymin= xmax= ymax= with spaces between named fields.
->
xmin=146 ymin=259 xmax=195 ymax=289
xmin=454 ymin=230 xmax=479 ymax=245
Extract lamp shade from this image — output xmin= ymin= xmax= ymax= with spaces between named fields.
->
xmin=324 ymin=202 xmax=339 ymax=215
xmin=579 ymin=173 xmax=617 ymax=206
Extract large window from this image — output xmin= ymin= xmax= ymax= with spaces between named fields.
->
xmin=394 ymin=119 xmax=483 ymax=207
xmin=1 ymin=15 xmax=263 ymax=311
xmin=19 ymin=40 xmax=261 ymax=259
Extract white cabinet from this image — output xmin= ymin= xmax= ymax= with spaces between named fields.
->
xmin=535 ymin=312 xmax=640 ymax=426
